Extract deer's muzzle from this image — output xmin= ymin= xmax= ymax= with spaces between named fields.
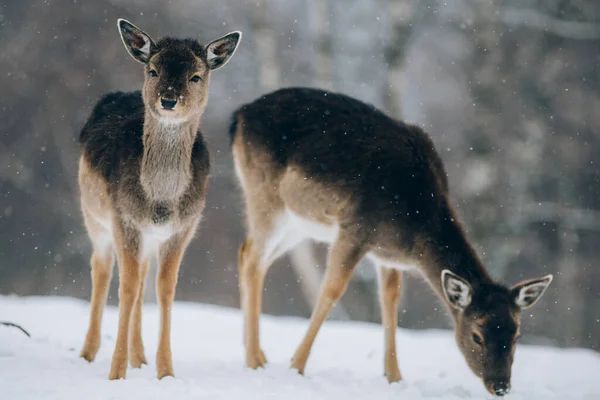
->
xmin=485 ymin=380 xmax=511 ymax=396
xmin=160 ymin=92 xmax=178 ymax=110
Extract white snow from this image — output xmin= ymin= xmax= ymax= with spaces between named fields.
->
xmin=1 ymin=295 xmax=598 ymax=400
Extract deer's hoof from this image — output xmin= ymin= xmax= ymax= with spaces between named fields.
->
xmin=290 ymin=358 xmax=306 ymax=375
xmin=157 ymin=366 xmax=174 ymax=380
xmin=108 ymin=364 xmax=127 ymax=380
xmin=80 ymin=343 xmax=100 ymax=363
xmin=129 ymin=351 xmax=147 ymax=368
xmin=246 ymin=348 xmax=267 ymax=369
xmin=385 ymin=370 xmax=403 ymax=383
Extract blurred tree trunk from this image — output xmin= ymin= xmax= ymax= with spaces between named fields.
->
xmin=329 ymin=0 xmax=390 ymax=109
xmin=253 ymin=0 xmax=279 ymax=91
xmin=269 ymin=0 xmax=318 ymax=87
xmin=385 ymin=0 xmax=415 ymax=118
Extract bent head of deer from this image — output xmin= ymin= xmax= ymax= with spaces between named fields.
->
xmin=441 ymin=270 xmax=553 ymax=396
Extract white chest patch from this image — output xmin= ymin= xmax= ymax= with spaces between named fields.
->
xmin=140 ymin=223 xmax=175 ymax=260
xmin=158 ymin=116 xmax=188 ymax=128
xmin=145 ymin=223 xmax=175 ymax=241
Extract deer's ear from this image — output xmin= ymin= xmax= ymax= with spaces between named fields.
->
xmin=118 ymin=19 xmax=155 ymax=64
xmin=511 ymin=275 xmax=553 ymax=309
xmin=441 ymin=270 xmax=472 ymax=310
xmin=205 ymin=31 xmax=242 ymax=70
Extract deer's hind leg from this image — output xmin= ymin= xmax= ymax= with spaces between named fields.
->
xmin=80 ymin=209 xmax=114 ymax=363
xmin=234 ymin=137 xmax=304 ymax=369
xmin=239 ymin=210 xmax=304 ymax=369
xmin=155 ymin=224 xmax=196 ymax=379
xmin=238 ymin=237 xmax=268 ymax=369
xmin=377 ymin=266 xmax=403 ymax=383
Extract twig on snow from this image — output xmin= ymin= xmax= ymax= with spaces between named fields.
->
xmin=0 ymin=321 xmax=31 ymax=337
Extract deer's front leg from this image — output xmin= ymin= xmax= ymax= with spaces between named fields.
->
xmin=109 ymin=224 xmax=141 ymax=380
xmin=129 ymin=257 xmax=150 ymax=368
xmin=377 ymin=266 xmax=403 ymax=383
xmin=290 ymin=235 xmax=365 ymax=374
xmin=155 ymin=226 xmax=194 ymax=379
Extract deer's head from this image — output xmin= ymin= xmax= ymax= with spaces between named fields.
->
xmin=441 ymin=270 xmax=552 ymax=396
xmin=118 ymin=19 xmax=241 ymax=124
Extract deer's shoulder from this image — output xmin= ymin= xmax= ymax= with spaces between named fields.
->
xmin=191 ymin=129 xmax=210 ymax=178
xmin=79 ymin=90 xmax=144 ymax=180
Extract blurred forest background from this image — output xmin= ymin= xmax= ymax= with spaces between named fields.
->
xmin=1 ymin=0 xmax=599 ymax=350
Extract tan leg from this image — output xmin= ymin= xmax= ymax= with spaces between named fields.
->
xmin=377 ymin=266 xmax=403 ymax=383
xmin=239 ymin=238 xmax=268 ymax=369
xmin=290 ymin=238 xmax=365 ymax=374
xmin=108 ymin=243 xmax=141 ymax=380
xmin=155 ymin=227 xmax=194 ymax=379
xmin=129 ymin=258 xmax=150 ymax=368
xmin=80 ymin=244 xmax=114 ymax=362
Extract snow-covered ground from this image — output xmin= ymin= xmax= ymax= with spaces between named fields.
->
xmin=0 ymin=296 xmax=598 ymax=400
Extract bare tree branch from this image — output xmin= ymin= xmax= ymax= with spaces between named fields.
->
xmin=509 ymin=202 xmax=600 ymax=231
xmin=502 ymin=8 xmax=600 ymax=40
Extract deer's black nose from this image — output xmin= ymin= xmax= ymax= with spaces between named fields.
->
xmin=493 ymin=382 xmax=509 ymax=396
xmin=160 ymin=93 xmax=178 ymax=110
xmin=486 ymin=379 xmax=510 ymax=397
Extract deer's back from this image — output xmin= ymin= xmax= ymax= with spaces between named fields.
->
xmin=231 ymin=88 xmax=450 ymax=232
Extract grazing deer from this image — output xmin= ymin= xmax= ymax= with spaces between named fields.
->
xmin=78 ymin=19 xmax=241 ymax=380
xmin=230 ymin=88 xmax=552 ymax=396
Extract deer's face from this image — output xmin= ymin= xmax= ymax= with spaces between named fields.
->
xmin=117 ymin=19 xmax=241 ymax=123
xmin=441 ymin=270 xmax=552 ymax=396
xmin=456 ymin=289 xmax=519 ymax=396
xmin=142 ymin=44 xmax=208 ymax=122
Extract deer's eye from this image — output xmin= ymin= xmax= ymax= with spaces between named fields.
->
xmin=149 ymin=70 xmax=158 ymax=77
xmin=190 ymin=75 xmax=201 ymax=83
xmin=472 ymin=333 xmax=483 ymax=345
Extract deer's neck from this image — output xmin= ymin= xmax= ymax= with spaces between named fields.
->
xmin=420 ymin=205 xmax=493 ymax=315
xmin=140 ymin=113 xmax=199 ymax=203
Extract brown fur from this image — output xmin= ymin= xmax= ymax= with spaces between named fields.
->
xmin=230 ymin=88 xmax=553 ymax=396
xmin=78 ymin=19 xmax=240 ymax=380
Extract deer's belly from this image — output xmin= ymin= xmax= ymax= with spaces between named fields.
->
xmin=366 ymin=253 xmax=417 ymax=271
xmin=261 ymin=209 xmax=417 ymax=272
xmin=287 ymin=210 xmax=339 ymax=243
xmin=259 ymin=210 xmax=338 ymax=264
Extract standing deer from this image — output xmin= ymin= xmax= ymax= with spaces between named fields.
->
xmin=78 ymin=19 xmax=241 ymax=380
xmin=230 ymin=87 xmax=553 ymax=396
